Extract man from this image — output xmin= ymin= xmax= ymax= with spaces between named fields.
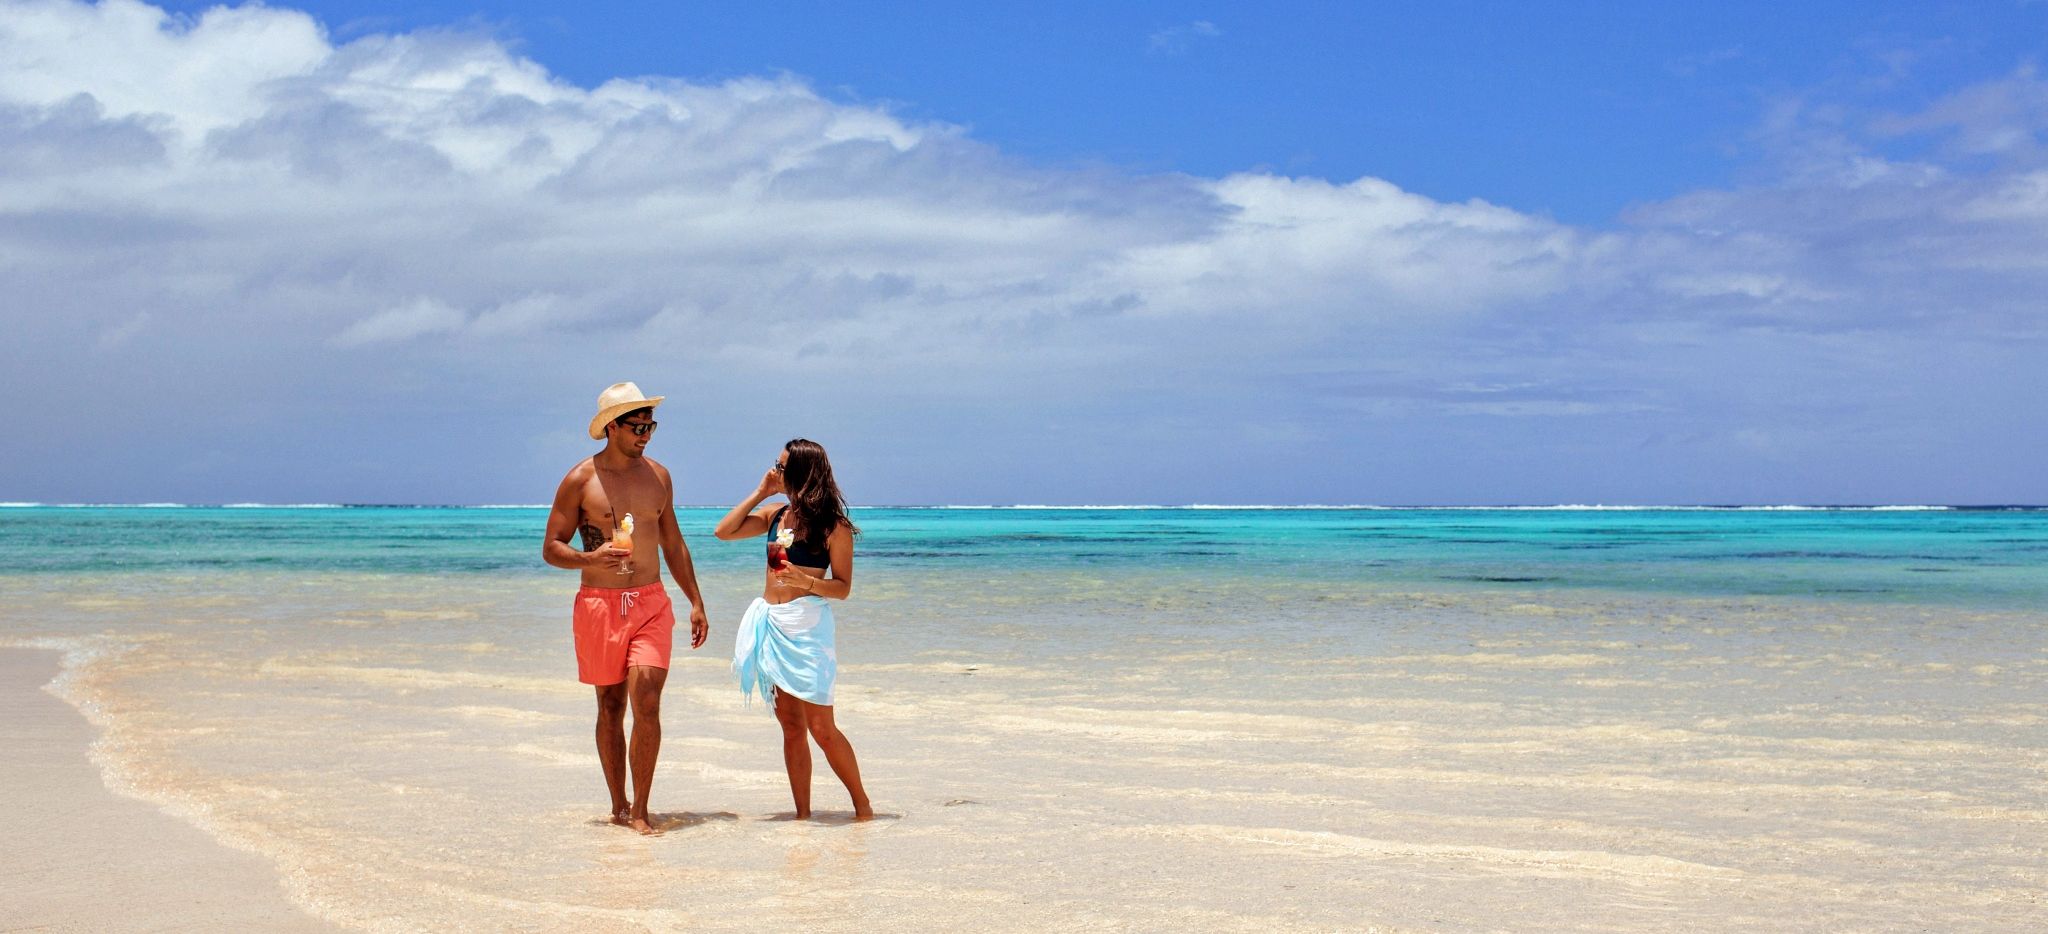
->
xmin=544 ymin=382 xmax=710 ymax=835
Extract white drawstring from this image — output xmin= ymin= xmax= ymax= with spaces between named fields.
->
xmin=619 ymin=589 xmax=638 ymax=618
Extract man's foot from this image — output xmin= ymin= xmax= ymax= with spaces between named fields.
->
xmin=610 ymin=806 xmax=633 ymax=829
xmin=627 ymin=814 xmax=662 ymax=835
xmin=853 ymin=797 xmax=874 ymax=821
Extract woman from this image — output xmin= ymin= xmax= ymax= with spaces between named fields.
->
xmin=714 ymin=438 xmax=873 ymax=820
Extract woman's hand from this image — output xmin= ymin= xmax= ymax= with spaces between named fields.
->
xmin=772 ymin=564 xmax=817 ymax=593
xmin=712 ymin=472 xmax=781 ymax=541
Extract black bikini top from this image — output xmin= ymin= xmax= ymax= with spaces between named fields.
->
xmin=769 ymin=506 xmax=832 ymax=568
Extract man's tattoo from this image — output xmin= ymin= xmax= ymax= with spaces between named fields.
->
xmin=578 ymin=523 xmax=604 ymax=552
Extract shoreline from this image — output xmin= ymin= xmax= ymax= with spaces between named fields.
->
xmin=0 ymin=647 xmax=334 ymax=932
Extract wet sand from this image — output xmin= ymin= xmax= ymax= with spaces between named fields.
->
xmin=0 ymin=648 xmax=332 ymax=932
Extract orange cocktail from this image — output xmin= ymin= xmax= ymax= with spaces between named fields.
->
xmin=614 ymin=514 xmax=635 ymax=575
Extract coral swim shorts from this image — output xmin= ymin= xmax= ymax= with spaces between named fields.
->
xmin=573 ymin=582 xmax=675 ymax=685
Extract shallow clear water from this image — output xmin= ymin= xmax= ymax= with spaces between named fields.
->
xmin=2 ymin=507 xmax=2044 ymax=930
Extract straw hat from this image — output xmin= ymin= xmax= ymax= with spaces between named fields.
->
xmin=588 ymin=382 xmax=665 ymax=439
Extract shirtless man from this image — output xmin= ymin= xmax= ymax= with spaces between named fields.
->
xmin=543 ymin=382 xmax=710 ymax=835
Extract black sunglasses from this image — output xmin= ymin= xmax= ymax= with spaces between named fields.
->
xmin=615 ymin=420 xmax=657 ymax=437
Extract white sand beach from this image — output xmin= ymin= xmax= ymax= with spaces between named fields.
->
xmin=3 ymin=566 xmax=2045 ymax=931
xmin=0 ymin=648 xmax=332 ymax=932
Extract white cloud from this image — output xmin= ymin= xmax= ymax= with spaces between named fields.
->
xmin=1148 ymin=20 xmax=1222 ymax=56
xmin=1871 ymin=65 xmax=2048 ymax=158
xmin=1114 ymin=174 xmax=1594 ymax=321
xmin=333 ymin=297 xmax=467 ymax=346
xmin=97 ymin=309 xmax=150 ymax=347
xmin=0 ymin=0 xmax=330 ymax=136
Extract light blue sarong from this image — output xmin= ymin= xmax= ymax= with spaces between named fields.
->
xmin=733 ymin=596 xmax=837 ymax=707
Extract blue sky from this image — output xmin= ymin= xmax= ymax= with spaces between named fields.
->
xmin=151 ymin=0 xmax=2048 ymax=220
xmin=2 ymin=0 xmax=2046 ymax=504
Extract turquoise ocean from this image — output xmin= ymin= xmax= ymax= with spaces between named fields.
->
xmin=6 ymin=504 xmax=2046 ymax=606
xmin=3 ymin=504 xmax=2045 ymax=931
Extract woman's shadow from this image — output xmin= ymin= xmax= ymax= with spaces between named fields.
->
xmin=762 ymin=811 xmax=902 ymax=825
xmin=585 ymin=811 xmax=740 ymax=833
xmin=651 ymin=811 xmax=741 ymax=832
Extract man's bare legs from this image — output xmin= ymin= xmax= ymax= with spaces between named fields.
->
xmin=593 ymin=666 xmax=667 ymax=835
xmin=773 ymin=689 xmax=873 ymax=820
xmin=594 ymin=683 xmax=629 ymax=826
xmin=624 ymin=665 xmax=667 ymax=834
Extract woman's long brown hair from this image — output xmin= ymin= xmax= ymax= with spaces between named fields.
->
xmin=782 ymin=438 xmax=858 ymax=546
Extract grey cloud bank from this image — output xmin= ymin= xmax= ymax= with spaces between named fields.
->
xmin=0 ymin=0 xmax=2041 ymax=506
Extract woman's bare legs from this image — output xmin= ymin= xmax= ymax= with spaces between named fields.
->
xmin=800 ymin=696 xmax=873 ymax=820
xmin=772 ymin=689 xmax=872 ymax=819
xmin=773 ymin=688 xmax=813 ymax=817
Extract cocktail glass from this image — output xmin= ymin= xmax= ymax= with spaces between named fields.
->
xmin=614 ymin=517 xmax=634 ymax=576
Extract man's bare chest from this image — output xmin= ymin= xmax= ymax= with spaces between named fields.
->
xmin=576 ymin=469 xmax=662 ymax=551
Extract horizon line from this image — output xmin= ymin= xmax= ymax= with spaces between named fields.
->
xmin=3 ymin=502 xmax=2044 ymax=511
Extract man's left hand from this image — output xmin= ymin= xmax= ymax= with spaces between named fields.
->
xmin=687 ymin=604 xmax=709 ymax=649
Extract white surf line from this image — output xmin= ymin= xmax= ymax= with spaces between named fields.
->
xmin=1142 ymin=824 xmax=1745 ymax=881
